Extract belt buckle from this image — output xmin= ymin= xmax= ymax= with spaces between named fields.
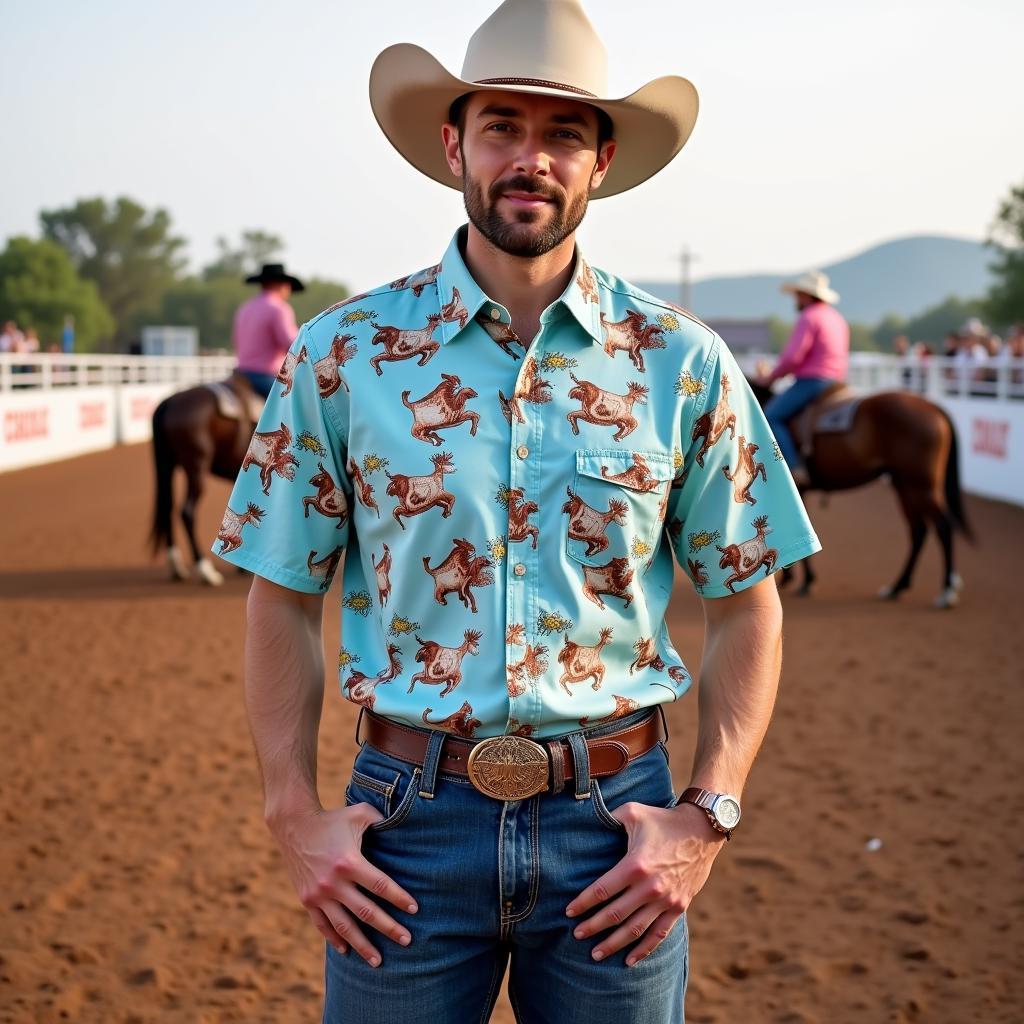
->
xmin=466 ymin=735 xmax=550 ymax=801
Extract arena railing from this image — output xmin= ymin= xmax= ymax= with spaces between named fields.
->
xmin=0 ymin=352 xmax=237 ymax=392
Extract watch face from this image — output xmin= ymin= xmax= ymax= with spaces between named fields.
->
xmin=714 ymin=796 xmax=741 ymax=829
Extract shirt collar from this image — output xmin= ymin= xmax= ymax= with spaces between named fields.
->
xmin=434 ymin=226 xmax=603 ymax=347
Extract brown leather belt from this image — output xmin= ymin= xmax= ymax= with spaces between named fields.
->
xmin=359 ymin=709 xmax=665 ymax=801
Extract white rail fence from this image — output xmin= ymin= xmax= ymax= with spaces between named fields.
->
xmin=2 ymin=352 xmax=1023 ymax=505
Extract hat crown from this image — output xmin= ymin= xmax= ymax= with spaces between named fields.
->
xmin=461 ymin=0 xmax=608 ymax=97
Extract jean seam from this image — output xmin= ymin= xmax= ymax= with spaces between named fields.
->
xmin=368 ymin=768 xmax=421 ymax=832
xmin=505 ymin=795 xmax=541 ymax=924
xmin=476 ymin=954 xmax=505 ymax=1024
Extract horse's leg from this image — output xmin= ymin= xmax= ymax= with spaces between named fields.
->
xmin=878 ymin=487 xmax=928 ymax=600
xmin=930 ymin=500 xmax=959 ymax=609
xmin=182 ymin=458 xmax=224 ymax=586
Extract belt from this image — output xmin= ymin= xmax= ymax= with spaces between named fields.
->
xmin=358 ymin=708 xmax=666 ymax=802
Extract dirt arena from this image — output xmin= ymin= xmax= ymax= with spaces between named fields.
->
xmin=1 ymin=441 xmax=1022 ymax=1023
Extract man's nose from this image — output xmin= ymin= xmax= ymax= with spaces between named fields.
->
xmin=512 ymin=134 xmax=552 ymax=177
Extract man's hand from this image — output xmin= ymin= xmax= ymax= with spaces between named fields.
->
xmin=268 ymin=802 xmax=418 ymax=966
xmin=565 ymin=800 xmax=724 ymax=966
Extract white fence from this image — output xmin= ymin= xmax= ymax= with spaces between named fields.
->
xmin=0 ymin=353 xmax=235 ymax=473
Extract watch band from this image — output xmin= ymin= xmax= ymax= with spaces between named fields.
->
xmin=679 ymin=787 xmax=733 ymax=840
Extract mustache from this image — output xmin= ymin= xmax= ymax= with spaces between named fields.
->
xmin=488 ymin=175 xmax=563 ymax=205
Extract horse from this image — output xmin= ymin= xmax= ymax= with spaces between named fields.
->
xmin=150 ymin=374 xmax=262 ymax=585
xmin=746 ymin=379 xmax=973 ymax=608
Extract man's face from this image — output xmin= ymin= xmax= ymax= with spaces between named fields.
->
xmin=442 ymin=90 xmax=615 ymax=258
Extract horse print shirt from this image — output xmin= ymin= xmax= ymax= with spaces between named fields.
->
xmin=214 ymin=227 xmax=821 ymax=739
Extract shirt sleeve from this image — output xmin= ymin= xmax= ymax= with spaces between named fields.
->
xmin=770 ymin=312 xmax=814 ymax=381
xmin=664 ymin=336 xmax=821 ymax=598
xmin=210 ymin=326 xmax=352 ymax=593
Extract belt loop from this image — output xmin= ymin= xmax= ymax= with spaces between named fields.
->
xmin=547 ymin=740 xmax=566 ymax=796
xmin=566 ymin=732 xmax=591 ymax=800
xmin=418 ymin=728 xmax=446 ymax=799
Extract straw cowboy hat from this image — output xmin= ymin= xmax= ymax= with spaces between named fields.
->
xmin=244 ymin=263 xmax=305 ymax=292
xmin=369 ymin=0 xmax=699 ymax=199
xmin=781 ymin=270 xmax=840 ymax=305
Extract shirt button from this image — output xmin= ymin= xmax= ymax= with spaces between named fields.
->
xmin=490 ymin=308 xmax=501 ymax=320
xmin=513 ymin=562 xmax=527 ymax=577
xmin=516 ymin=444 xmax=529 ymax=459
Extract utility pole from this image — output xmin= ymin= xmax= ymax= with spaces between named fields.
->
xmin=680 ymin=246 xmax=699 ymax=311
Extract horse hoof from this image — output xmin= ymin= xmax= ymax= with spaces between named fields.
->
xmin=167 ymin=546 xmax=189 ymax=582
xmin=876 ymin=585 xmax=900 ymax=601
xmin=951 ymin=572 xmax=964 ymax=592
xmin=933 ymin=588 xmax=959 ymax=609
xmin=196 ymin=559 xmax=225 ymax=587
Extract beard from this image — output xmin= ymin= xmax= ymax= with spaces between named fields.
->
xmin=463 ymin=168 xmax=590 ymax=258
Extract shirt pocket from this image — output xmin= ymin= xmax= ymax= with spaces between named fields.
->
xmin=564 ymin=449 xmax=674 ymax=567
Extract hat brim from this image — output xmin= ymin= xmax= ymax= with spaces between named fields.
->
xmin=245 ymin=273 xmax=305 ymax=292
xmin=781 ymin=281 xmax=840 ymax=305
xmin=369 ymin=44 xmax=698 ymax=199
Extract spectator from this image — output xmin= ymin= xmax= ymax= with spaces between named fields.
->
xmin=1 ymin=320 xmax=23 ymax=353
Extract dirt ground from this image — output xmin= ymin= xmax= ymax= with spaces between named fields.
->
xmin=1 ymin=442 xmax=1022 ymax=1023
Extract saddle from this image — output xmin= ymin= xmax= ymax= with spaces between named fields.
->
xmin=204 ymin=373 xmax=266 ymax=424
xmin=789 ymin=383 xmax=862 ymax=460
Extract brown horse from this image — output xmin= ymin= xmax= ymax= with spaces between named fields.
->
xmin=150 ymin=375 xmax=262 ymax=585
xmin=747 ymin=380 xmax=973 ymax=607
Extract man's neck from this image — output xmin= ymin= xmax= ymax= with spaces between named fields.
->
xmin=462 ymin=224 xmax=577 ymax=343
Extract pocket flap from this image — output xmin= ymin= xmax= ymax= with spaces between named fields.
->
xmin=575 ymin=449 xmax=673 ymax=491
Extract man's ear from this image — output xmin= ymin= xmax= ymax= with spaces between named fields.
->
xmin=441 ymin=123 xmax=463 ymax=177
xmin=590 ymin=139 xmax=617 ymax=192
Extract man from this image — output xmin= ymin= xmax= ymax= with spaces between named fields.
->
xmin=214 ymin=2 xmax=821 ymax=1021
xmin=231 ymin=262 xmax=304 ymax=397
xmin=760 ymin=270 xmax=849 ymax=488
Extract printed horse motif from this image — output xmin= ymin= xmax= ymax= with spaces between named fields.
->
xmin=600 ymin=309 xmax=667 ymax=372
xmin=408 ymin=629 xmax=482 ymax=698
xmin=371 ymin=543 xmax=392 ymax=606
xmin=499 ymin=355 xmax=552 ymax=424
xmin=722 ymin=436 xmax=766 ymax=505
xmin=369 ymin=313 xmax=443 ymax=375
xmin=567 ymin=374 xmax=648 ymax=442
xmin=507 ymin=487 xmax=540 ymax=549
xmin=599 ymin=452 xmax=662 ymax=492
xmin=691 ymin=374 xmax=736 ymax=467
xmin=421 ymin=701 xmax=482 ymax=738
xmin=307 ymin=545 xmax=344 ymax=591
xmin=241 ymin=422 xmax=298 ymax=495
xmin=629 ymin=636 xmax=666 ymax=674
xmin=576 ymin=260 xmax=599 ymax=304
xmin=562 ymin=487 xmax=628 ymax=557
xmin=216 ymin=502 xmax=265 ymax=555
xmin=557 ymin=627 xmax=613 ymax=694
xmin=385 ymin=451 xmax=457 ymax=528
xmin=422 ymin=538 xmax=494 ymax=613
xmin=580 ymin=556 xmax=635 ymax=610
xmin=579 ymin=694 xmax=639 ymax=727
xmin=401 ymin=374 xmax=480 ymax=446
xmin=313 ymin=334 xmax=357 ymax=398
xmin=302 ymin=462 xmax=349 ymax=529
xmin=716 ymin=515 xmax=778 ymax=593
xmin=478 ymin=317 xmax=525 ymax=360
xmin=389 ymin=263 xmax=440 ymax=297
xmin=441 ymin=286 xmax=469 ymax=329
xmin=505 ymin=623 xmax=549 ymax=698
xmin=275 ymin=345 xmax=307 ymax=397
xmin=343 ymin=643 xmax=402 ymax=711
xmin=347 ymin=456 xmax=380 ymax=517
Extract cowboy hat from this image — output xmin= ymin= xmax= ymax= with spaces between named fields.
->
xmin=780 ymin=270 xmax=840 ymax=305
xmin=244 ymin=263 xmax=305 ymax=292
xmin=369 ymin=0 xmax=699 ymax=199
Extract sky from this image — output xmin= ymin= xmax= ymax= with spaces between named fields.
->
xmin=3 ymin=0 xmax=1022 ymax=293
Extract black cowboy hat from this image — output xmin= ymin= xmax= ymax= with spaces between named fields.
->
xmin=244 ymin=263 xmax=305 ymax=292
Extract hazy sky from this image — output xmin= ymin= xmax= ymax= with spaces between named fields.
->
xmin=3 ymin=0 xmax=1022 ymax=292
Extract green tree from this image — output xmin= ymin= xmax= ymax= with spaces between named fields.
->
xmin=875 ymin=295 xmax=987 ymax=351
xmin=40 ymin=196 xmax=187 ymax=346
xmin=160 ymin=276 xmax=249 ymax=350
xmin=0 ymin=236 xmax=114 ymax=352
xmin=202 ymin=230 xmax=285 ymax=282
xmin=292 ymin=277 xmax=350 ymax=324
xmin=985 ymin=179 xmax=1024 ymax=326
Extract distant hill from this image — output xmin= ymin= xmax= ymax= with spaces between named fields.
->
xmin=636 ymin=235 xmax=993 ymax=324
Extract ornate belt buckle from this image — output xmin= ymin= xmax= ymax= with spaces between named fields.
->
xmin=466 ymin=735 xmax=550 ymax=801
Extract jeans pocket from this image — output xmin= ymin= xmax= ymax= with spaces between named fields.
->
xmin=589 ymin=743 xmax=677 ymax=832
xmin=345 ymin=744 xmax=421 ymax=832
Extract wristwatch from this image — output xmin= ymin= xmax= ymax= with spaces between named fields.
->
xmin=679 ymin=787 xmax=742 ymax=840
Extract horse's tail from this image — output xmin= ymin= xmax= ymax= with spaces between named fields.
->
xmin=939 ymin=406 xmax=974 ymax=543
xmin=150 ymin=398 xmax=176 ymax=555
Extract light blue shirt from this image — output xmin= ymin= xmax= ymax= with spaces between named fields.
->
xmin=214 ymin=228 xmax=821 ymax=739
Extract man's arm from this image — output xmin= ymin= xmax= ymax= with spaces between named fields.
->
xmin=769 ymin=314 xmax=814 ymax=383
xmin=567 ymin=576 xmax=783 ymax=966
xmin=245 ymin=575 xmax=417 ymax=966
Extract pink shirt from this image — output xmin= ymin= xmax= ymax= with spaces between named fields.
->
xmin=232 ymin=292 xmax=299 ymax=375
xmin=770 ymin=301 xmax=849 ymax=382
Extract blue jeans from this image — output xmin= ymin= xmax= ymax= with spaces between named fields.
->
xmin=237 ymin=369 xmax=276 ymax=398
xmin=764 ymin=376 xmax=837 ymax=470
xmin=323 ymin=710 xmax=688 ymax=1023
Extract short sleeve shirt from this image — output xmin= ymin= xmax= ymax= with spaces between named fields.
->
xmin=213 ymin=227 xmax=821 ymax=739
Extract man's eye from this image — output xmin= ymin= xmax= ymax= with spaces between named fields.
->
xmin=486 ymin=122 xmax=515 ymax=133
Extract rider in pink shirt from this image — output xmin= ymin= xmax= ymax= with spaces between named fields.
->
xmin=232 ymin=263 xmax=304 ymax=397
xmin=760 ymin=270 xmax=849 ymax=486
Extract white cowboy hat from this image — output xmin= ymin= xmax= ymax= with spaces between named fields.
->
xmin=369 ymin=0 xmax=699 ymax=199
xmin=780 ymin=270 xmax=840 ymax=305
xmin=959 ymin=317 xmax=988 ymax=338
